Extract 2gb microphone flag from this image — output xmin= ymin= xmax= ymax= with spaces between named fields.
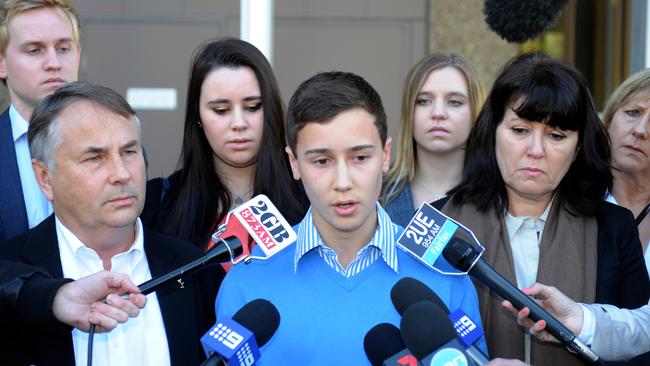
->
xmin=214 ymin=194 xmax=297 ymax=263
xmin=397 ymin=202 xmax=484 ymax=275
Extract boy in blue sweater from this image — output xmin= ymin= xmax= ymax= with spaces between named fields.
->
xmin=216 ymin=71 xmax=487 ymax=365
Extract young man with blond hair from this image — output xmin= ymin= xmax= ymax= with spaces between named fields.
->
xmin=0 ymin=0 xmax=81 ymax=240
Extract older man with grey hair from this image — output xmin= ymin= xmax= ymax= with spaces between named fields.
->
xmin=0 ymin=81 xmax=222 ymax=365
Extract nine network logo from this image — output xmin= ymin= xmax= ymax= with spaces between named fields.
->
xmin=210 ymin=323 xmax=244 ymax=349
xmin=453 ymin=315 xmax=477 ymax=338
xmin=209 ymin=323 xmax=255 ymax=366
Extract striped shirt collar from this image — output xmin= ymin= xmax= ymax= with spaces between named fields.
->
xmin=294 ymin=202 xmax=399 ymax=274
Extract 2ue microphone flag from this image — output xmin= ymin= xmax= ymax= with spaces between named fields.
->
xmin=397 ymin=202 xmax=458 ymax=267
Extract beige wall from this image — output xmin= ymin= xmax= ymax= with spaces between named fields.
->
xmin=428 ymin=0 xmax=518 ymax=90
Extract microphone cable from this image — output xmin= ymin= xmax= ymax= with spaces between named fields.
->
xmin=87 ymin=324 xmax=95 ymax=366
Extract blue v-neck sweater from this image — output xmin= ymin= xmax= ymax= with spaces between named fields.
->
xmin=216 ymin=241 xmax=487 ymax=365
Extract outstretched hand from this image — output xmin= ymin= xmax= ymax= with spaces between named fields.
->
xmin=52 ymin=271 xmax=147 ymax=332
xmin=500 ymin=282 xmax=583 ymax=343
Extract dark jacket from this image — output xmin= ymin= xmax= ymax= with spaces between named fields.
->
xmin=0 ymin=261 xmax=69 ymax=331
xmin=0 ymin=215 xmax=224 ymax=365
xmin=0 ymin=108 xmax=29 ymax=240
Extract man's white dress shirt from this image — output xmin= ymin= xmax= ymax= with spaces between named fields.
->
xmin=57 ymin=217 xmax=171 ymax=366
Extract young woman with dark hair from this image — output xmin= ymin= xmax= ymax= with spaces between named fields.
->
xmin=438 ymin=53 xmax=650 ymax=365
xmin=142 ymin=38 xmax=308 ymax=256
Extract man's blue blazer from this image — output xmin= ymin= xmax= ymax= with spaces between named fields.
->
xmin=0 ymin=108 xmax=29 ymax=240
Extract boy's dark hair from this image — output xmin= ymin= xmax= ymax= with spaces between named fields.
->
xmin=286 ymin=71 xmax=387 ymax=152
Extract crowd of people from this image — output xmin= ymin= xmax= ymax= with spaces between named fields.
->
xmin=0 ymin=0 xmax=649 ymax=365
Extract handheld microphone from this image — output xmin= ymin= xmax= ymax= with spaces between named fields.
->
xmin=443 ymin=237 xmax=602 ymax=365
xmin=218 ymin=194 xmax=297 ymax=264
xmin=391 ymin=277 xmax=450 ymax=315
xmin=364 ymin=323 xmax=421 ymax=366
xmin=390 ymin=277 xmax=488 ymax=365
xmin=201 ymin=299 xmax=280 ymax=366
xmin=138 ymin=236 xmax=242 ymax=295
xmin=401 ymin=301 xmax=478 ymax=365
xmin=483 ymin=0 xmax=569 ymax=43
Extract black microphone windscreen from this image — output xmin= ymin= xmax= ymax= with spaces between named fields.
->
xmin=400 ymin=301 xmax=457 ymax=360
xmin=391 ymin=277 xmax=450 ymax=315
xmin=484 ymin=0 xmax=569 ymax=43
xmin=442 ymin=237 xmax=478 ymax=273
xmin=232 ymin=299 xmax=280 ymax=347
xmin=363 ymin=323 xmax=406 ymax=366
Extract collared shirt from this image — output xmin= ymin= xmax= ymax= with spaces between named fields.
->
xmin=504 ymin=201 xmax=552 ymax=289
xmin=505 ymin=201 xmax=552 ymax=364
xmin=57 ymin=217 xmax=171 ymax=366
xmin=10 ymin=105 xmax=52 ymax=228
xmin=294 ymin=203 xmax=399 ymax=277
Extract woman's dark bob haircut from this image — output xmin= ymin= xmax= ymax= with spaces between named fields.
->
xmin=450 ymin=52 xmax=612 ymax=215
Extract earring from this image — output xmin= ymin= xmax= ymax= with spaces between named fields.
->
xmin=197 ymin=120 xmax=202 ymax=128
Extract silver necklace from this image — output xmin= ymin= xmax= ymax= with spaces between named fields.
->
xmin=413 ymin=179 xmax=447 ymax=202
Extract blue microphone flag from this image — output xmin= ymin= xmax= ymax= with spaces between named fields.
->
xmin=201 ymin=318 xmax=261 ymax=366
xmin=397 ymin=202 xmax=484 ymax=275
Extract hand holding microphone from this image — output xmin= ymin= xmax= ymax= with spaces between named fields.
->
xmin=442 ymin=237 xmax=601 ymax=365
xmin=500 ymin=282 xmax=585 ymax=343
xmin=397 ymin=203 xmax=602 ymax=364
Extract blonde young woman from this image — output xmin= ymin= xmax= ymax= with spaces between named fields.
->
xmin=382 ymin=53 xmax=484 ymax=226
xmin=603 ymin=69 xmax=650 ymax=277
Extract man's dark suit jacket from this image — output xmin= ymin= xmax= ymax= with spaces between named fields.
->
xmin=0 ymin=215 xmax=225 ymax=365
xmin=0 ymin=108 xmax=30 ymax=241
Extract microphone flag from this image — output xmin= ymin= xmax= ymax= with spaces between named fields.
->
xmin=201 ymin=318 xmax=260 ymax=366
xmin=216 ymin=194 xmax=297 ymax=260
xmin=397 ymin=202 xmax=484 ymax=275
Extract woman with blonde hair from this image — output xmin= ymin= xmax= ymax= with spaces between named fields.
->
xmin=383 ymin=53 xmax=484 ymax=226
xmin=603 ymin=69 xmax=650 ymax=277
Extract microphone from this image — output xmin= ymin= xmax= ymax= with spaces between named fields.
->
xmin=364 ymin=323 xmax=421 ymax=366
xmin=138 ymin=235 xmax=243 ymax=295
xmin=484 ymin=0 xmax=569 ymax=43
xmin=391 ymin=277 xmax=488 ymax=365
xmin=220 ymin=194 xmax=297 ymax=263
xmin=401 ymin=301 xmax=479 ymax=365
xmin=391 ymin=277 xmax=450 ymax=315
xmin=443 ymin=237 xmax=602 ymax=365
xmin=201 ymin=299 xmax=280 ymax=366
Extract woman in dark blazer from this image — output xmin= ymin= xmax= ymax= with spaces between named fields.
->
xmin=437 ymin=53 xmax=650 ymax=365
